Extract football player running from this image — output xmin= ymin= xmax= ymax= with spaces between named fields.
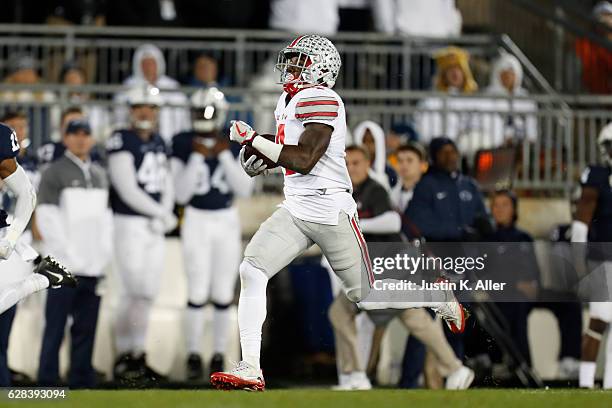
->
xmin=107 ymin=85 xmax=177 ymax=384
xmin=210 ymin=35 xmax=465 ymax=391
xmin=170 ymin=87 xmax=253 ymax=380
xmin=575 ymin=122 xmax=612 ymax=389
xmin=0 ymin=123 xmax=77 ymax=316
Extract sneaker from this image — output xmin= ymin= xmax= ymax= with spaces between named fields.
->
xmin=186 ymin=353 xmax=203 ymax=381
xmin=132 ymin=353 xmax=167 ymax=387
xmin=558 ymin=357 xmax=580 ymax=379
xmin=331 ymin=373 xmax=353 ymax=390
xmin=350 ymin=371 xmax=372 ymax=390
xmin=430 ymin=278 xmax=467 ymax=334
xmin=208 ymin=353 xmax=224 ymax=378
xmin=34 ymin=256 xmax=77 ymax=288
xmin=445 ymin=366 xmax=475 ymax=390
xmin=210 ymin=361 xmax=265 ymax=391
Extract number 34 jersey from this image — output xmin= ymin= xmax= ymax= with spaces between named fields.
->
xmin=106 ymin=129 xmax=169 ymax=216
xmin=170 ymin=131 xmax=236 ymax=210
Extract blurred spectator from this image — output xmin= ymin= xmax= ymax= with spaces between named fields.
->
xmin=390 ymin=143 xmax=427 ymax=214
xmin=371 ymin=0 xmax=461 ymax=37
xmin=406 ymin=137 xmax=489 ymax=362
xmin=345 ymin=145 xmax=401 ymax=243
xmin=1 ymin=55 xmax=56 ymax=105
xmin=406 ymin=137 xmax=488 ymax=242
xmin=386 ymin=123 xmax=420 ymax=170
xmin=416 ymin=47 xmax=502 ymax=164
xmin=484 ymin=190 xmax=538 ymax=367
xmin=575 ymin=1 xmax=612 ymax=94
xmin=60 ymin=62 xmax=112 ymax=141
xmin=115 ymin=44 xmax=189 ymax=142
xmin=352 ymin=121 xmax=398 ymax=190
xmin=1 ymin=55 xmax=59 ymax=150
xmin=186 ymin=54 xmax=220 ymax=88
xmin=36 ymin=119 xmax=113 ymax=388
xmin=39 ymin=107 xmax=84 ymax=168
xmin=338 ymin=0 xmax=372 ymax=32
xmin=486 ymin=53 xmax=538 ymax=144
xmin=270 ymin=0 xmax=340 ymax=35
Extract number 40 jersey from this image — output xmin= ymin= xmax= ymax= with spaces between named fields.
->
xmin=106 ymin=129 xmax=169 ymax=216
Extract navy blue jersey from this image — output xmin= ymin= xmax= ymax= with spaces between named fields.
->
xmin=0 ymin=124 xmax=20 ymax=162
xmin=581 ymin=165 xmax=612 ymax=245
xmin=171 ymin=131 xmax=236 ymax=210
xmin=107 ymin=129 xmax=168 ymax=216
xmin=0 ymin=149 xmax=39 ymax=220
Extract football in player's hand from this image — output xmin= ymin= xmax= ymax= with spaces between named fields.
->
xmin=244 ymin=134 xmax=280 ymax=169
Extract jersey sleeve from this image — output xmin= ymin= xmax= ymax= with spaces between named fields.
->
xmin=106 ymin=130 xmax=137 ymax=156
xmin=0 ymin=124 xmax=20 ymax=162
xmin=294 ymin=90 xmax=340 ymax=126
xmin=580 ymin=165 xmax=607 ymax=189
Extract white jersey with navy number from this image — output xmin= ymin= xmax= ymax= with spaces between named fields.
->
xmin=106 ymin=129 xmax=169 ymax=216
xmin=171 ymin=131 xmax=236 ymax=210
xmin=274 ymin=86 xmax=355 ymax=225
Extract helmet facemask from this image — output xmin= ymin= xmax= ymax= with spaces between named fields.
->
xmin=275 ymin=35 xmax=341 ymax=96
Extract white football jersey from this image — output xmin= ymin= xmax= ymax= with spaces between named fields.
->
xmin=274 ymin=86 xmax=356 ymax=225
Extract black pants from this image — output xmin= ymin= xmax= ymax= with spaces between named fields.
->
xmin=38 ymin=277 xmax=100 ymax=388
xmin=0 ymin=306 xmax=16 ymax=386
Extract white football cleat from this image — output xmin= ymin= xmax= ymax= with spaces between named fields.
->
xmin=210 ymin=361 xmax=265 ymax=391
xmin=430 ymin=278 xmax=467 ymax=334
xmin=445 ymin=366 xmax=475 ymax=390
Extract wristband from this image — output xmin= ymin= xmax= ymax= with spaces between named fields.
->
xmin=252 ymin=135 xmax=283 ymax=163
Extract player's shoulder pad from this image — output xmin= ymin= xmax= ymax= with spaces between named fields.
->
xmin=295 ymin=87 xmax=341 ymax=123
xmin=580 ymin=164 xmax=609 ymax=187
xmin=106 ymin=129 xmax=139 ymax=154
xmin=0 ymin=123 xmax=20 ymax=162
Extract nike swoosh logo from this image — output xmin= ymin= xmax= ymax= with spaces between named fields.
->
xmin=47 ymin=271 xmax=63 ymax=283
xmin=235 ymin=123 xmax=247 ymax=137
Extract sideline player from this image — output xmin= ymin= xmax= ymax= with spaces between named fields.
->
xmin=107 ymin=85 xmax=177 ymax=383
xmin=171 ymin=87 xmax=253 ymax=380
xmin=0 ymin=122 xmax=76 ymax=316
xmin=210 ymin=35 xmax=465 ymax=391
xmin=575 ymin=122 xmax=612 ymax=389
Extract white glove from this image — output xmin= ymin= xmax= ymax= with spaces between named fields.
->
xmin=229 ymin=120 xmax=257 ymax=145
xmin=239 ymin=146 xmax=268 ymax=177
xmin=0 ymin=239 xmax=15 ymax=260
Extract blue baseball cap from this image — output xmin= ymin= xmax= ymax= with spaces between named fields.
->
xmin=65 ymin=119 xmax=91 ymax=135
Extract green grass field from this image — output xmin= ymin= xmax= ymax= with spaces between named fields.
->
xmin=10 ymin=389 xmax=612 ymax=408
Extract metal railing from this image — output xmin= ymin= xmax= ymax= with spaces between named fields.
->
xmin=1 ymin=84 xmax=610 ymax=193
xmin=0 ymin=24 xmax=558 ymax=95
